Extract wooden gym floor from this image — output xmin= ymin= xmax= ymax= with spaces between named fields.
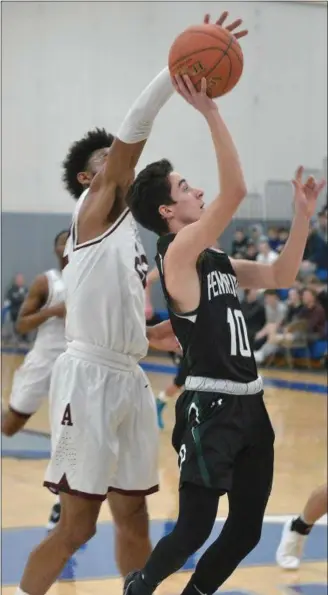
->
xmin=1 ymin=352 xmax=327 ymax=595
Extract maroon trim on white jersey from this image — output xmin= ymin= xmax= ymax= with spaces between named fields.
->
xmin=73 ymin=208 xmax=130 ymax=251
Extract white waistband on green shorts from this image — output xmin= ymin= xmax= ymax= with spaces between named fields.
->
xmin=184 ymin=375 xmax=263 ymax=395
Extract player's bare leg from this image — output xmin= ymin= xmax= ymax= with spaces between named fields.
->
xmin=302 ymin=484 xmax=327 ymax=524
xmin=276 ymin=484 xmax=328 ymax=569
xmin=157 ymin=382 xmax=179 ymax=429
xmin=18 ymin=493 xmax=101 ymax=595
xmin=107 ymin=492 xmax=152 ymax=577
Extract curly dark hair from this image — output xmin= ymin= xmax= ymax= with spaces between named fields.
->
xmin=127 ymin=159 xmax=175 ymax=235
xmin=62 ymin=128 xmax=114 ymax=199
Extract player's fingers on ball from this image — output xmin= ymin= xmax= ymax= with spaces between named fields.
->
xmin=216 ymin=11 xmax=229 ymax=26
xmin=235 ymin=29 xmax=248 ymax=39
xmin=200 ymin=77 xmax=207 ymax=95
xmin=225 ymin=18 xmax=243 ymax=32
xmin=172 ymin=76 xmax=180 ymax=91
xmin=183 ymin=74 xmax=197 ymax=96
xmin=172 ymin=78 xmax=182 ymax=96
xmin=203 ymin=13 xmax=210 ymax=24
xmin=174 ymin=74 xmax=188 ymax=95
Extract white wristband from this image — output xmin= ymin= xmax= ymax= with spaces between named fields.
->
xmin=117 ymin=67 xmax=174 ymax=144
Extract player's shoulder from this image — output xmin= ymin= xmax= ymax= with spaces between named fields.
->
xmin=30 ymin=273 xmax=49 ymax=296
xmin=157 ymin=233 xmax=176 ymax=256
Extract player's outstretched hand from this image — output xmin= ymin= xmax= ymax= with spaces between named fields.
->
xmin=173 ymin=74 xmax=218 ymax=116
xmin=204 ymin=11 xmax=248 ymax=40
xmin=292 ymin=166 xmax=326 ymax=220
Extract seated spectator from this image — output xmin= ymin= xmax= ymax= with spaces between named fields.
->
xmin=300 ymin=221 xmax=328 ymax=277
xmin=256 ymin=236 xmax=278 ymax=265
xmin=253 ymin=290 xmax=287 ymax=363
xmin=317 ymin=207 xmax=327 ymax=241
xmin=283 ymin=288 xmax=303 ymax=324
xmin=276 ymin=227 xmax=289 ymax=253
xmin=300 ymin=288 xmax=326 ymax=343
xmin=231 ymin=227 xmax=248 ymax=257
xmin=233 ymin=251 xmax=244 ymax=260
xmin=6 ymin=273 xmax=28 ymax=341
xmin=258 ymin=288 xmax=306 ymax=357
xmin=307 ymin=277 xmax=328 ymax=317
xmin=267 ymin=227 xmax=280 ymax=251
xmin=241 ymin=289 xmax=266 ymax=349
xmin=245 ymin=239 xmax=258 ymax=261
xmin=249 ymin=223 xmax=263 ymax=246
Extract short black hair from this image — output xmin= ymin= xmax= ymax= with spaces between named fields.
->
xmin=62 ymin=128 xmax=114 ymax=199
xmin=54 ymin=229 xmax=69 ymax=247
xmin=127 ymin=159 xmax=175 ymax=235
xmin=264 ymin=289 xmax=279 ymax=297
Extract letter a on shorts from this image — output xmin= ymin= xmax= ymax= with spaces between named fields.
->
xmin=61 ymin=404 xmax=73 ymax=426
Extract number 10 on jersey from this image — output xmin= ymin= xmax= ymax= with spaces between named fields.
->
xmin=227 ymin=308 xmax=252 ymax=357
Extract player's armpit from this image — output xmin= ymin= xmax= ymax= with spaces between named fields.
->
xmin=230 ymin=258 xmax=278 ymax=289
xmin=163 ymin=246 xmax=201 ymax=314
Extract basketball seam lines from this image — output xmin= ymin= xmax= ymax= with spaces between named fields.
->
xmin=171 ymin=30 xmax=243 ymax=68
xmin=171 ymin=34 xmax=239 ymax=95
xmin=192 ymin=29 xmax=243 ymax=67
xmin=171 ymin=46 xmax=231 ymax=68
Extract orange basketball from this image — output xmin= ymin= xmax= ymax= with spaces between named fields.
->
xmin=168 ymin=24 xmax=244 ymax=98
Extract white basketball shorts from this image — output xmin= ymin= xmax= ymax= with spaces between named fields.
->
xmin=9 ymin=347 xmax=63 ymax=417
xmin=44 ymin=341 xmax=159 ymax=500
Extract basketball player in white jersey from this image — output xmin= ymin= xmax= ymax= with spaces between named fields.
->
xmin=2 ymin=231 xmax=68 ymax=531
xmin=2 ymin=230 xmax=68 ymax=438
xmin=14 ymin=14 xmax=239 ymax=595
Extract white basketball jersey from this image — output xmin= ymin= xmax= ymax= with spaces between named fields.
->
xmin=33 ymin=269 xmax=66 ymax=353
xmin=64 ymin=191 xmax=149 ymax=360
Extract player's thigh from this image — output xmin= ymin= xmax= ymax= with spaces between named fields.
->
xmin=9 ymin=350 xmax=53 ymax=415
xmin=45 ymin=354 xmax=123 ymax=498
xmin=110 ymin=367 xmax=159 ymax=494
xmin=173 ymin=391 xmax=245 ymax=493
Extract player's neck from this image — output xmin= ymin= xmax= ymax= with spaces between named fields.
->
xmin=168 ymin=220 xmax=187 ymax=234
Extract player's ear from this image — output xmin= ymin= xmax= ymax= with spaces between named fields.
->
xmin=158 ymin=204 xmax=174 ymax=222
xmin=77 ymin=171 xmax=92 ymax=186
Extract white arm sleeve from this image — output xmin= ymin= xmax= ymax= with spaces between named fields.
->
xmin=117 ymin=67 xmax=174 ymax=144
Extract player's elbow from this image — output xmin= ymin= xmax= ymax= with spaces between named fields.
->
xmin=15 ymin=317 xmax=27 ymax=334
xmin=271 ymin=264 xmax=294 ymax=288
xmin=234 ymin=182 xmax=247 ymax=203
xmin=222 ymin=182 xmax=247 ymax=210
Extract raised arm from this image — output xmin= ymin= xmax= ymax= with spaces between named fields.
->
xmin=82 ymin=11 xmax=248 ymax=226
xmin=82 ymin=67 xmax=174 ymax=225
xmin=170 ymin=77 xmax=247 ymax=261
xmin=16 ymin=276 xmax=65 ymax=335
xmin=230 ymin=168 xmax=326 ymax=289
xmin=164 ymin=75 xmax=247 ymax=309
